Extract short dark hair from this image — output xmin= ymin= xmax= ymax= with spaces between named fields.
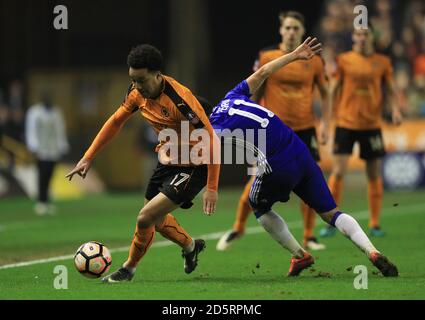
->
xmin=279 ymin=10 xmax=305 ymax=26
xmin=127 ymin=44 xmax=163 ymax=71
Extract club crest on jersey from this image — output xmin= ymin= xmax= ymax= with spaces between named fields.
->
xmin=161 ymin=107 xmax=170 ymax=118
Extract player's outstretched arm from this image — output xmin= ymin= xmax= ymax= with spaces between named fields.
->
xmin=246 ymin=37 xmax=322 ymax=95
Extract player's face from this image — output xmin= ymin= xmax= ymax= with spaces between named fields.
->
xmin=352 ymin=29 xmax=374 ymax=51
xmin=280 ymin=17 xmax=305 ymax=48
xmin=129 ymin=67 xmax=162 ymax=99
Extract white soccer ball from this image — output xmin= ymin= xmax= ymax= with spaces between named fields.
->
xmin=74 ymin=241 xmax=112 ymax=278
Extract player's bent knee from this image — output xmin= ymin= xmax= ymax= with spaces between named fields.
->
xmin=136 ymin=213 xmax=154 ymax=229
xmin=319 ymin=207 xmax=340 ymax=225
xmin=252 ymin=207 xmax=270 ymax=219
xmin=248 ymin=198 xmax=268 ymax=219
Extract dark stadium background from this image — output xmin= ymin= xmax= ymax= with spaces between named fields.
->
xmin=0 ymin=0 xmax=423 ymax=191
xmin=0 ymin=0 xmax=323 ymax=189
xmin=0 ymin=0 xmax=329 ymax=101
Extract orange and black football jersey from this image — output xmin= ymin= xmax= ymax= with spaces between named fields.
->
xmin=256 ymin=45 xmax=328 ymax=131
xmin=84 ymin=75 xmax=220 ymax=191
xmin=121 ymin=76 xmax=214 ymax=161
xmin=334 ymin=50 xmax=393 ymax=130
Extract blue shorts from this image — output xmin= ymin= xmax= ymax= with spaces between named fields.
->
xmin=249 ymin=150 xmax=336 ymax=217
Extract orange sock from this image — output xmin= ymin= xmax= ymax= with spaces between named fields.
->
xmin=328 ymin=174 xmax=344 ymax=206
xmin=232 ymin=179 xmax=254 ymax=234
xmin=126 ymin=225 xmax=155 ymax=269
xmin=368 ymin=177 xmax=383 ymax=228
xmin=301 ymin=202 xmax=316 ymax=241
xmin=155 ymin=214 xmax=193 ymax=248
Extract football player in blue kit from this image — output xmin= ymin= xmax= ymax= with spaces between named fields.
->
xmin=209 ymin=37 xmax=398 ymax=277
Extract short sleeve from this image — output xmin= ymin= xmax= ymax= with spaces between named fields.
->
xmin=224 ymin=80 xmax=251 ymax=99
xmin=121 ymin=88 xmax=140 ymax=114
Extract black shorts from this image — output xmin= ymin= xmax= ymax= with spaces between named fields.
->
xmin=333 ymin=127 xmax=386 ymax=160
xmin=145 ymin=162 xmax=208 ymax=209
xmin=294 ymin=128 xmax=320 ymax=161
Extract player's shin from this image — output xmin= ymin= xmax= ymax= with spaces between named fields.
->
xmin=368 ymin=177 xmax=383 ymax=228
xmin=301 ymin=202 xmax=316 ymax=240
xmin=124 ymin=225 xmax=156 ymax=271
xmin=330 ymin=211 xmax=378 ymax=255
xmin=155 ymin=214 xmax=194 ymax=253
xmin=257 ymin=210 xmax=305 ymax=258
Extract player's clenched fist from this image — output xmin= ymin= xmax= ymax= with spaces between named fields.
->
xmin=66 ymin=158 xmax=92 ymax=181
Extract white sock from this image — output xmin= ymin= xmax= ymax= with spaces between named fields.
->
xmin=257 ymin=210 xmax=305 ymax=258
xmin=183 ymin=240 xmax=195 ymax=253
xmin=334 ymin=213 xmax=378 ymax=255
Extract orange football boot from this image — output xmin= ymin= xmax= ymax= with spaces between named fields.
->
xmin=369 ymin=252 xmax=398 ymax=277
xmin=287 ymin=252 xmax=314 ymax=277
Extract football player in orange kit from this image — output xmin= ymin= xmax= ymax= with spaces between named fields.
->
xmin=66 ymin=44 xmax=220 ymax=283
xmin=217 ymin=11 xmax=331 ymax=251
xmin=320 ymin=26 xmax=402 ymax=238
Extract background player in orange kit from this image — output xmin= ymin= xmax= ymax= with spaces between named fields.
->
xmin=320 ymin=25 xmax=402 ymax=238
xmin=66 ymin=44 xmax=220 ymax=283
xmin=217 ymin=11 xmax=332 ymax=251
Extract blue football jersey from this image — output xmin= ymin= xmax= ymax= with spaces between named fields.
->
xmin=209 ymin=80 xmax=308 ymax=173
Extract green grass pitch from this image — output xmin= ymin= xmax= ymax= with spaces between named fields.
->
xmin=0 ymin=185 xmax=424 ymax=300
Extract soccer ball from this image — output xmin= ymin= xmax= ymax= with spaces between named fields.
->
xmin=74 ymin=241 xmax=112 ymax=278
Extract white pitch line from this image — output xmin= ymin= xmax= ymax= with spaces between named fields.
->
xmin=0 ymin=203 xmax=423 ymax=271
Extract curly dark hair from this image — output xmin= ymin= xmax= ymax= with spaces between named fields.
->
xmin=127 ymin=44 xmax=163 ymax=71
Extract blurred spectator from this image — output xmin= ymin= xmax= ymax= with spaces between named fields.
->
xmin=25 ymin=92 xmax=70 ymax=215
xmin=410 ymin=76 xmax=425 ymax=117
xmin=371 ymin=0 xmax=395 ymax=54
